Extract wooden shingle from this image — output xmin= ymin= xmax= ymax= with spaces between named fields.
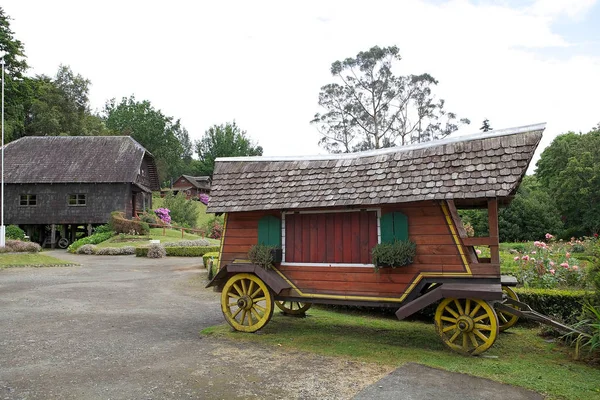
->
xmin=207 ymin=124 xmax=545 ymax=213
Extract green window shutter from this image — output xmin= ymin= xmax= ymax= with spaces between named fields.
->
xmin=258 ymin=215 xmax=281 ymax=247
xmin=380 ymin=212 xmax=408 ymax=243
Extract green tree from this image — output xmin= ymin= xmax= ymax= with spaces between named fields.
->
xmin=480 ymin=119 xmax=492 ymax=132
xmin=312 ymin=45 xmax=469 ymax=153
xmin=460 ymin=176 xmax=563 ymax=242
xmin=104 ymin=96 xmax=192 ymax=182
xmin=0 ymin=7 xmax=29 ymax=141
xmin=194 ymin=121 xmax=262 ymax=176
xmin=536 ymin=129 xmax=600 ymax=236
xmin=161 ymin=192 xmax=200 ymax=228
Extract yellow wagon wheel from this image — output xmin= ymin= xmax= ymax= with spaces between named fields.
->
xmin=498 ymin=286 xmax=520 ymax=332
xmin=275 ymin=301 xmax=312 ymax=315
xmin=221 ymin=273 xmax=274 ymax=333
xmin=434 ymin=298 xmax=499 ymax=356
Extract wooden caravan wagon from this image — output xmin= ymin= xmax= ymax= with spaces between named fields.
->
xmin=207 ymin=123 xmax=558 ymax=355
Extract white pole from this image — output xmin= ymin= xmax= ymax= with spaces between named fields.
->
xmin=1 ymin=55 xmax=5 ymax=247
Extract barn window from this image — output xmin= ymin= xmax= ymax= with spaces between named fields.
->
xmin=68 ymin=194 xmax=87 ymax=206
xmin=380 ymin=212 xmax=408 ymax=243
xmin=257 ymin=215 xmax=281 ymax=247
xmin=284 ymin=210 xmax=378 ymax=264
xmin=19 ymin=194 xmax=37 ymax=206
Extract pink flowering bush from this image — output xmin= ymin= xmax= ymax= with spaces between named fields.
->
xmin=507 ymin=233 xmax=589 ymax=289
xmin=199 ymin=194 xmax=210 ymax=206
xmin=154 ymin=208 xmax=171 ymax=224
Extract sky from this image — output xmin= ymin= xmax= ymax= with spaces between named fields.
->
xmin=2 ymin=0 xmax=599 ymax=170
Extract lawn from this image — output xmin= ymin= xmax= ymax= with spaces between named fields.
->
xmin=96 ymin=228 xmax=220 ymax=248
xmin=0 ymin=253 xmax=73 ymax=268
xmin=203 ymin=307 xmax=600 ymax=400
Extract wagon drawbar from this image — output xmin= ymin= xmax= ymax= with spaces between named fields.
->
xmin=205 ymin=123 xmax=585 ymax=355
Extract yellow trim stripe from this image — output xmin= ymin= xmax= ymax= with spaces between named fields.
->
xmin=217 ymin=213 xmax=228 ymax=271
xmin=269 ymin=202 xmax=472 ymax=304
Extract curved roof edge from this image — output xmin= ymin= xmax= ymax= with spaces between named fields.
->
xmin=215 ymin=123 xmax=546 ymax=163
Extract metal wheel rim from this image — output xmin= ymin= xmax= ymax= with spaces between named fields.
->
xmin=221 ymin=273 xmax=274 ymax=332
xmin=435 ymin=298 xmax=499 ymax=356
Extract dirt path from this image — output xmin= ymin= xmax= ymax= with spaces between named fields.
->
xmin=0 ymin=252 xmax=391 ymax=399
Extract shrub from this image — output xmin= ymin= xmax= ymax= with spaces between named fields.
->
xmin=135 ymin=245 xmax=219 ymax=257
xmin=94 ymin=224 xmax=114 ymax=234
xmin=68 ymin=232 xmax=114 ymax=253
xmin=138 ymin=212 xmax=158 ymax=225
xmin=153 ymin=208 xmax=171 ymax=224
xmin=371 ymin=240 xmax=417 ymax=271
xmin=163 ymin=239 xmax=212 ymax=247
xmin=76 ymin=244 xmax=98 ymax=255
xmin=147 ymin=244 xmax=166 ymax=258
xmin=161 ymin=192 xmax=199 ymax=228
xmin=514 ymin=288 xmax=590 ymax=325
xmin=6 ymin=225 xmax=25 ymax=240
xmin=95 ymin=246 xmax=136 ymax=255
xmin=0 ymin=240 xmax=41 ymax=253
xmin=207 ymin=217 xmax=224 ymax=239
xmin=203 ymin=251 xmax=220 ymax=279
xmin=110 ymin=211 xmax=149 ymax=235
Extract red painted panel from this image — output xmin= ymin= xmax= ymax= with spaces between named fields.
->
xmin=294 ymin=215 xmax=302 ymax=261
xmin=325 ymin=213 xmax=335 ymax=263
xmin=302 ymin=215 xmax=311 ymax=261
xmin=309 ymin=214 xmax=318 ymax=261
xmin=317 ymin=215 xmax=327 ymax=263
xmin=286 ymin=216 xmax=295 ymax=261
xmin=334 ymin=213 xmax=344 ymax=262
xmin=342 ymin=214 xmax=352 ymax=261
xmin=359 ymin=211 xmax=370 ymax=263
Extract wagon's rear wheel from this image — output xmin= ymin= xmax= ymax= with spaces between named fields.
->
xmin=497 ymin=286 xmax=520 ymax=332
xmin=275 ymin=301 xmax=312 ymax=315
xmin=434 ymin=298 xmax=499 ymax=356
xmin=221 ymin=273 xmax=274 ymax=332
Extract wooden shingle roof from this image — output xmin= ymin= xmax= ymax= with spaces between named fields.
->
xmin=2 ymin=136 xmax=160 ymax=189
xmin=207 ymin=124 xmax=545 ymax=213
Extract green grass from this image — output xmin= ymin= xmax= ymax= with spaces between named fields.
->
xmin=0 ymin=253 xmax=73 ymax=268
xmin=96 ymin=228 xmax=220 ymax=248
xmin=202 ymin=308 xmax=600 ymax=400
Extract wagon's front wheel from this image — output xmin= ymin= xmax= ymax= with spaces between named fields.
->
xmin=434 ymin=298 xmax=499 ymax=356
xmin=275 ymin=301 xmax=312 ymax=315
xmin=497 ymin=286 xmax=520 ymax=332
xmin=221 ymin=273 xmax=274 ymax=332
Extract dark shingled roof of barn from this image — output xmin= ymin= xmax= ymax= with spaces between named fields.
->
xmin=206 ymin=124 xmax=545 ymax=213
xmin=2 ymin=136 xmax=160 ymax=189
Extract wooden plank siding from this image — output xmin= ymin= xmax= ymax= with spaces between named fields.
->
xmin=218 ymin=200 xmax=503 ymax=300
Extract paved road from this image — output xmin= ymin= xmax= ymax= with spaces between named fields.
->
xmin=0 ymin=252 xmax=389 ymax=399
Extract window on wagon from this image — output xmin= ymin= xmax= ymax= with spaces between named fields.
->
xmin=283 ymin=210 xmax=378 ymax=264
xmin=257 ymin=215 xmax=281 ymax=247
xmin=68 ymin=194 xmax=86 ymax=206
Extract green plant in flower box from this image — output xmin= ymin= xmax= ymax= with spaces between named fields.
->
xmin=371 ymin=240 xmax=417 ymax=272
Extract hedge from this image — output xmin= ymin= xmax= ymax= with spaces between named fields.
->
xmin=68 ymin=232 xmax=114 ymax=253
xmin=111 ymin=211 xmax=149 ymax=235
xmin=135 ymin=245 xmax=219 ymax=257
xmin=203 ymin=252 xmax=220 ymax=279
xmin=514 ymin=288 xmax=592 ymax=325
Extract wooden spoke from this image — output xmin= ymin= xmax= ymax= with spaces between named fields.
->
xmin=435 ymin=298 xmax=499 ymax=356
xmin=221 ymin=273 xmax=274 ymax=333
xmin=275 ymin=300 xmax=312 ymax=315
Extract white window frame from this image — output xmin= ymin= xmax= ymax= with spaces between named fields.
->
xmin=281 ymin=208 xmax=381 ymax=268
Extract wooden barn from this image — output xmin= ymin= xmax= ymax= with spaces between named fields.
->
xmin=1 ymin=136 xmax=160 ymax=247
xmin=206 ymin=124 xmax=545 ymax=355
xmin=163 ymin=175 xmax=211 ymax=199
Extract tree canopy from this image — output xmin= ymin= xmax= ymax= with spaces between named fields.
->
xmin=312 ymin=45 xmax=469 ymax=153
xmin=103 ymin=96 xmax=192 ymax=183
xmin=194 ymin=121 xmax=262 ymax=177
xmin=536 ymin=129 xmax=600 ymax=236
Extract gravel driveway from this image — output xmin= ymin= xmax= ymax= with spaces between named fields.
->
xmin=0 ymin=252 xmax=390 ymax=399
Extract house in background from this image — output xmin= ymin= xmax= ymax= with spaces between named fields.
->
xmin=162 ymin=175 xmax=211 ymax=199
xmin=1 ymin=136 xmax=160 ymax=247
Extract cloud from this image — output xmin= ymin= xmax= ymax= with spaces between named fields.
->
xmin=529 ymin=0 xmax=597 ymax=19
